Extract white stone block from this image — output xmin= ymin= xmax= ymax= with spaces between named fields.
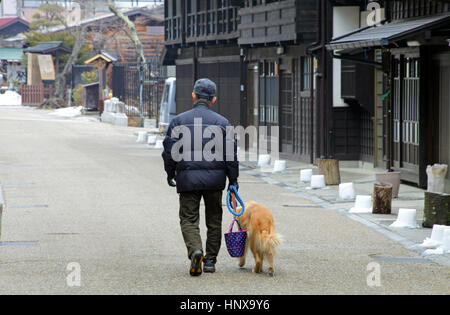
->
xmin=147 ymin=135 xmax=157 ymax=145
xmin=442 ymin=229 xmax=450 ymax=253
xmin=339 ymin=182 xmax=356 ymax=200
xmin=310 ymin=175 xmax=326 ymax=189
xmin=272 ymin=160 xmax=286 ymax=173
xmin=300 ymin=169 xmax=313 ymax=182
xmin=113 ymin=113 xmax=128 ymax=126
xmin=390 ymin=208 xmax=419 ymax=228
xmin=136 ymin=131 xmax=148 ymax=143
xmin=419 ymin=225 xmax=447 ymax=248
xmin=349 ymin=195 xmax=372 ymax=213
xmin=154 ymin=139 xmax=164 ymax=149
xmin=257 ymin=154 xmax=271 ymax=167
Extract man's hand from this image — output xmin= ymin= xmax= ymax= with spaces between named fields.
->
xmin=227 ymin=180 xmax=239 ymax=210
xmin=227 ymin=180 xmax=239 ymax=192
xmin=167 ymin=177 xmax=177 ymax=187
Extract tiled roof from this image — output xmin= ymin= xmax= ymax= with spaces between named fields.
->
xmin=23 ymin=41 xmax=71 ymax=54
xmin=0 ymin=17 xmax=29 ymax=29
xmin=0 ymin=48 xmax=23 ymax=61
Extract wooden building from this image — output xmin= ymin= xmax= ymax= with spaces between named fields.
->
xmin=0 ymin=17 xmax=29 ymax=39
xmin=96 ymin=9 xmax=165 ymax=64
xmin=47 ymin=6 xmax=165 ymax=65
xmin=325 ymin=0 xmax=450 ymax=190
xmin=21 ymin=41 xmax=71 ymax=106
xmin=308 ymin=1 xmax=380 ymax=166
xmin=163 ymin=0 xmax=450 ymax=192
xmin=163 ymin=0 xmax=318 ymax=158
xmin=162 ymin=0 xmax=244 ymax=126
xmin=44 ymin=6 xmax=166 ymax=113
xmin=238 ymin=0 xmax=317 ymax=161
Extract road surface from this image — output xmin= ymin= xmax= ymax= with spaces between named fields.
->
xmin=0 ymin=106 xmax=448 ymax=294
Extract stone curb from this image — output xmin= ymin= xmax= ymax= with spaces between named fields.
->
xmin=242 ymin=168 xmax=450 ymax=267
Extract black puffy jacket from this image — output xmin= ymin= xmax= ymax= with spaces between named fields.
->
xmin=162 ymin=103 xmax=239 ymax=193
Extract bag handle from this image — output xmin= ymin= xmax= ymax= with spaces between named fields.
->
xmin=228 ymin=217 xmax=244 ymax=233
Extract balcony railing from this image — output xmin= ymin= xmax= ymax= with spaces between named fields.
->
xmin=164 ymin=3 xmax=240 ymax=46
xmin=186 ymin=6 xmax=239 ymax=43
xmin=165 ymin=15 xmax=182 ymax=45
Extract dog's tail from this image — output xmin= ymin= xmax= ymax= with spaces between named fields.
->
xmin=260 ymin=229 xmax=283 ymax=255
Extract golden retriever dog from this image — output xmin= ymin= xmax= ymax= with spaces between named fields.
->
xmin=236 ymin=201 xmax=282 ymax=276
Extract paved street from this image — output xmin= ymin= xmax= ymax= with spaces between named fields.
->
xmin=0 ymin=106 xmax=448 ymax=294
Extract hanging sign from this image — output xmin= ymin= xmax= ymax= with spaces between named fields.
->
xmin=38 ymin=54 xmax=55 ymax=81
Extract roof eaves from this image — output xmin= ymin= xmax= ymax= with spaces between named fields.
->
xmin=327 ymin=13 xmax=450 ymax=50
xmin=0 ymin=17 xmax=30 ymax=31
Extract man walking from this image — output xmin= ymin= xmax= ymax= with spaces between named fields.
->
xmin=162 ymin=78 xmax=239 ymax=276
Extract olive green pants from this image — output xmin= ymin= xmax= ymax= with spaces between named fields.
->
xmin=179 ymin=190 xmax=223 ymax=262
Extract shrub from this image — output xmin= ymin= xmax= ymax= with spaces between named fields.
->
xmin=72 ymin=84 xmax=84 ymax=106
xmin=81 ymin=70 xmax=97 ymax=84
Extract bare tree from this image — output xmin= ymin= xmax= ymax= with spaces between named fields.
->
xmin=34 ymin=2 xmax=88 ymax=108
xmin=53 ymin=26 xmax=87 ymax=104
xmin=106 ymin=0 xmax=147 ymax=126
xmin=106 ymin=0 xmax=146 ymax=64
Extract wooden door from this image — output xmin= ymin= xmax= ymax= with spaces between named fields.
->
xmin=258 ymin=61 xmax=279 ymax=154
xmin=246 ymin=64 xmax=259 ymax=128
xmin=392 ymin=54 xmax=420 ymax=183
xmin=293 ymin=58 xmax=313 ymax=162
xmin=280 ymin=71 xmax=293 ymax=154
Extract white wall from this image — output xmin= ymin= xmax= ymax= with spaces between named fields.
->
xmin=332 ymin=6 xmax=360 ymax=107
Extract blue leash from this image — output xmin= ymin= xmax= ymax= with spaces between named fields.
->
xmin=226 ymin=185 xmax=245 ymax=217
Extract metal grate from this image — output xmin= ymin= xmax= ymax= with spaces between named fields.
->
xmin=112 ymin=62 xmax=167 ymax=119
xmin=293 ymin=58 xmax=313 ymax=162
xmin=360 ymin=109 xmax=374 ymax=163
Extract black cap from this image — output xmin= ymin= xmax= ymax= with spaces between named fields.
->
xmin=193 ymin=78 xmax=216 ymax=100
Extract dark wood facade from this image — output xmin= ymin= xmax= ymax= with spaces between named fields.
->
xmin=163 ymin=0 xmax=450 ymax=191
xmin=323 ymin=0 xmax=450 ymax=190
xmin=387 ymin=1 xmax=449 ymax=188
xmin=164 ymin=0 xmax=240 ymax=46
xmin=163 ymin=0 xmax=244 ymax=125
xmin=175 ymin=45 xmax=243 ymax=126
xmin=390 ymin=0 xmax=450 ymax=19
xmin=163 ymin=0 xmax=319 ymax=160
xmin=238 ymin=0 xmax=318 ymax=162
xmin=238 ymin=0 xmax=317 ymax=45
xmin=336 ymin=52 xmax=376 ymax=163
